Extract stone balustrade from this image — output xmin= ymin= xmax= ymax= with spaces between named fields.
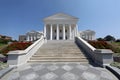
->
xmin=75 ymin=37 xmax=113 ymax=67
xmin=7 ymin=36 xmax=45 ymax=67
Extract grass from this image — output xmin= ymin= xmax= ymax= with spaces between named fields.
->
xmin=113 ymin=53 xmax=120 ymax=57
xmin=109 ymin=42 xmax=120 ymax=53
xmin=0 ymin=61 xmax=8 ymax=70
xmin=110 ymin=62 xmax=120 ymax=69
xmin=110 ymin=42 xmax=120 ymax=49
xmin=0 ymin=43 xmax=8 ymax=50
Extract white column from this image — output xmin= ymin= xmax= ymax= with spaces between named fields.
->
xmin=87 ymin=34 xmax=89 ymax=40
xmin=57 ymin=24 xmax=59 ymax=40
xmin=27 ymin=35 xmax=29 ymax=41
xmin=92 ymin=34 xmax=95 ymax=40
xmin=31 ymin=36 xmax=33 ymax=41
xmin=34 ymin=35 xmax=36 ymax=40
xmin=29 ymin=35 xmax=30 ymax=41
xmin=69 ymin=24 xmax=71 ymax=40
xmin=50 ymin=24 xmax=53 ymax=40
xmin=44 ymin=24 xmax=46 ymax=37
xmin=74 ymin=25 xmax=77 ymax=37
xmin=63 ymin=24 xmax=65 ymax=40
xmin=76 ymin=24 xmax=78 ymax=36
xmin=32 ymin=35 xmax=34 ymax=41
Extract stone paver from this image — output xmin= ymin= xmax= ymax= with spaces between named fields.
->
xmin=1 ymin=62 xmax=118 ymax=80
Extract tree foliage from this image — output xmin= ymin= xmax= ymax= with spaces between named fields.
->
xmin=97 ymin=38 xmax=104 ymax=41
xmin=116 ymin=39 xmax=120 ymax=42
xmin=0 ymin=39 xmax=10 ymax=44
xmin=104 ymin=35 xmax=116 ymax=41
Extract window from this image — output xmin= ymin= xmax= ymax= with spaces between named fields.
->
xmin=66 ymin=36 xmax=67 ymax=39
xmin=60 ymin=37 xmax=62 ymax=39
xmin=65 ymin=29 xmax=67 ymax=33
xmin=54 ymin=36 xmax=56 ymax=39
xmin=55 ymin=30 xmax=56 ymax=33
xmin=60 ymin=29 xmax=62 ymax=32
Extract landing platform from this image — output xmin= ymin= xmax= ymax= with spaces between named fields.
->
xmin=1 ymin=62 xmax=118 ymax=80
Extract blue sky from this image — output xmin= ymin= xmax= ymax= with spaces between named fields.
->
xmin=0 ymin=0 xmax=120 ymax=40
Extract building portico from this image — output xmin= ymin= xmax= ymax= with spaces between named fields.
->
xmin=43 ymin=13 xmax=79 ymax=40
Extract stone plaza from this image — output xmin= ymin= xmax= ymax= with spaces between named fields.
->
xmin=2 ymin=62 xmax=118 ymax=80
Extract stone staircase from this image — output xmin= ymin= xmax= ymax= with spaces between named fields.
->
xmin=28 ymin=40 xmax=90 ymax=63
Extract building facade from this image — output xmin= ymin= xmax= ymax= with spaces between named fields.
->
xmin=19 ymin=31 xmax=43 ymax=42
xmin=19 ymin=13 xmax=95 ymax=41
xmin=26 ymin=31 xmax=43 ymax=41
xmin=79 ymin=30 xmax=95 ymax=40
xmin=19 ymin=35 xmax=26 ymax=42
xmin=43 ymin=13 xmax=79 ymax=40
xmin=0 ymin=35 xmax=12 ymax=40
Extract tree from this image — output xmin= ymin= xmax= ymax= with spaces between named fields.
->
xmin=116 ymin=39 xmax=120 ymax=42
xmin=104 ymin=35 xmax=116 ymax=41
xmin=97 ymin=38 xmax=104 ymax=41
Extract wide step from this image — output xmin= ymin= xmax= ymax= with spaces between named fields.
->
xmin=28 ymin=40 xmax=90 ymax=63
xmin=28 ymin=59 xmax=89 ymax=63
xmin=30 ymin=57 xmax=87 ymax=59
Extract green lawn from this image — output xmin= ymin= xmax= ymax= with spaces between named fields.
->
xmin=0 ymin=61 xmax=8 ymax=70
xmin=111 ymin=42 xmax=120 ymax=48
xmin=109 ymin=42 xmax=120 ymax=53
xmin=0 ymin=43 xmax=8 ymax=50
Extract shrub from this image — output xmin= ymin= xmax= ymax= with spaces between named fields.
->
xmin=0 ymin=38 xmax=10 ymax=44
xmin=116 ymin=39 xmax=120 ymax=42
xmin=88 ymin=41 xmax=116 ymax=52
xmin=104 ymin=35 xmax=116 ymax=41
xmin=0 ymin=42 xmax=32 ymax=55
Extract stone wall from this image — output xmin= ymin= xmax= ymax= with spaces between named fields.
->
xmin=7 ymin=36 xmax=45 ymax=67
xmin=75 ymin=37 xmax=113 ymax=67
xmin=113 ymin=57 xmax=120 ymax=62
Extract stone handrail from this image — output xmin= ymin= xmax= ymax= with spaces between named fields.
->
xmin=75 ymin=36 xmax=113 ymax=67
xmin=7 ymin=36 xmax=45 ymax=67
xmin=76 ymin=36 xmax=96 ymax=51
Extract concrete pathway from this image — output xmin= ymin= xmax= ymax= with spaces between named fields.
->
xmin=1 ymin=62 xmax=118 ymax=80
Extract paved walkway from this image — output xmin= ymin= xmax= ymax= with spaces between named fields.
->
xmin=1 ymin=62 xmax=118 ymax=80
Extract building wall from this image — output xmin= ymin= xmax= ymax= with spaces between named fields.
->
xmin=19 ymin=35 xmax=26 ymax=42
xmin=79 ymin=30 xmax=96 ymax=40
xmin=19 ymin=31 xmax=43 ymax=42
xmin=0 ymin=35 xmax=12 ymax=40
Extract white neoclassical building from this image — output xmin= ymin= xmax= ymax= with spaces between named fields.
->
xmin=26 ymin=30 xmax=43 ymax=41
xmin=79 ymin=30 xmax=95 ymax=40
xmin=43 ymin=13 xmax=79 ymax=40
xmin=19 ymin=31 xmax=43 ymax=42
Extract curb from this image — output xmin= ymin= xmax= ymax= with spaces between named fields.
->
xmin=106 ymin=65 xmax=120 ymax=80
xmin=0 ymin=67 xmax=14 ymax=79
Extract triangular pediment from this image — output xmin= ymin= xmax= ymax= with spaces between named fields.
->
xmin=44 ymin=13 xmax=78 ymax=20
